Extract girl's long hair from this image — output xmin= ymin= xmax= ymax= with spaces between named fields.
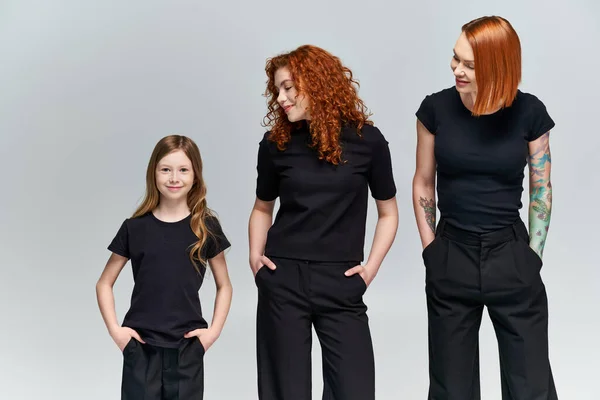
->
xmin=132 ymin=135 xmax=215 ymax=273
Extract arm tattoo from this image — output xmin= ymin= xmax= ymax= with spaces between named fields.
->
xmin=527 ymin=132 xmax=552 ymax=257
xmin=419 ymin=197 xmax=436 ymax=233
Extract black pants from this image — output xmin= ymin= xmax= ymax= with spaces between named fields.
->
xmin=255 ymin=257 xmax=374 ymax=400
xmin=121 ymin=337 xmax=204 ymax=400
xmin=423 ymin=218 xmax=558 ymax=400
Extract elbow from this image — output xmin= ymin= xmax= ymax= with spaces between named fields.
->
xmin=216 ymin=281 xmax=233 ymax=297
xmin=412 ymin=175 xmax=435 ymax=193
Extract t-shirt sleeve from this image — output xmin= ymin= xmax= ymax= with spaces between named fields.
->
xmin=368 ymin=127 xmax=397 ymax=200
xmin=415 ymin=94 xmax=437 ymax=134
xmin=204 ymin=216 xmax=232 ymax=260
xmin=255 ymin=135 xmax=279 ymax=201
xmin=107 ymin=219 xmax=130 ymax=258
xmin=526 ymin=96 xmax=555 ymax=141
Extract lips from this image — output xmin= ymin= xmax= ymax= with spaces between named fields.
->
xmin=283 ymin=105 xmax=293 ymax=113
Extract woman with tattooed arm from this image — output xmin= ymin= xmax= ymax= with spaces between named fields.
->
xmin=412 ymin=16 xmax=558 ymax=399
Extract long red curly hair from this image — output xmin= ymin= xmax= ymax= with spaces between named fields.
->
xmin=262 ymin=45 xmax=372 ymax=165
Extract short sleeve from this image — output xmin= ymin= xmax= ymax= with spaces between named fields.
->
xmin=108 ymin=220 xmax=130 ymax=258
xmin=415 ymin=94 xmax=437 ymax=134
xmin=368 ymin=128 xmax=397 ymax=200
xmin=204 ymin=216 xmax=232 ymax=260
xmin=255 ymin=135 xmax=279 ymax=201
xmin=526 ymin=96 xmax=555 ymax=142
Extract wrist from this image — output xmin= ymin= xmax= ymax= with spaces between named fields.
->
xmin=207 ymin=326 xmax=222 ymax=339
xmin=108 ymin=324 xmax=121 ymax=336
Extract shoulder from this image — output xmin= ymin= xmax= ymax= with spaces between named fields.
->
xmin=360 ymin=123 xmax=388 ymax=144
xmin=512 ymin=90 xmax=553 ymax=123
xmin=258 ymin=131 xmax=278 ymax=157
xmin=205 ymin=212 xmax=226 ymax=232
xmin=420 ymin=87 xmax=456 ymax=105
xmin=122 ymin=213 xmax=154 ymax=233
xmin=129 ymin=212 xmax=152 ymax=225
xmin=259 ymin=131 xmax=271 ymax=145
xmin=513 ymin=90 xmax=548 ymax=111
xmin=343 ymin=123 xmax=389 ymax=148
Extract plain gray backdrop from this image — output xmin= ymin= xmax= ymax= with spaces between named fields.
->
xmin=1 ymin=0 xmax=598 ymax=398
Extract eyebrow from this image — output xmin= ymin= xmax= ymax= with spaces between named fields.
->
xmin=158 ymin=164 xmax=191 ymax=168
xmin=453 ymin=50 xmax=474 ymax=63
xmin=277 ymin=79 xmax=293 ymax=87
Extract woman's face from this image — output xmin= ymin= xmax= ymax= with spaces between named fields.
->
xmin=274 ymin=66 xmax=311 ymax=122
xmin=451 ymin=32 xmax=477 ymax=95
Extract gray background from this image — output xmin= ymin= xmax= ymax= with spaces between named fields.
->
xmin=1 ymin=0 xmax=598 ymax=398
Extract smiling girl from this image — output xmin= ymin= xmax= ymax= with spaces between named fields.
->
xmin=96 ymin=135 xmax=232 ymax=399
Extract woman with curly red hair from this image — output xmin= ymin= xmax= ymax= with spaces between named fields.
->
xmin=248 ymin=44 xmax=398 ymax=399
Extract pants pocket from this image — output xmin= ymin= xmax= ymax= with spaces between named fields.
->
xmin=511 ymin=238 xmax=543 ymax=284
xmin=122 ymin=337 xmax=135 ymax=355
xmin=254 ymin=265 xmax=268 ymax=286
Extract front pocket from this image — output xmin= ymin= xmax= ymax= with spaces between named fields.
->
xmin=122 ymin=337 xmax=135 ymax=354
xmin=353 ymin=273 xmax=367 ymax=295
xmin=422 ymin=236 xmax=439 ymax=260
xmin=196 ymin=337 xmax=206 ymax=357
xmin=254 ymin=265 xmax=268 ymax=284
xmin=511 ymin=238 xmax=543 ymax=284
xmin=518 ymin=237 xmax=543 ymax=267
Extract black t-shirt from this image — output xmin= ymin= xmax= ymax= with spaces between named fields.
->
xmin=108 ymin=212 xmax=231 ymax=348
xmin=256 ymin=123 xmax=396 ymax=262
xmin=416 ymin=87 xmax=555 ymax=233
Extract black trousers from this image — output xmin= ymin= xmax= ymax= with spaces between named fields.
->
xmin=423 ymin=218 xmax=558 ymax=400
xmin=255 ymin=256 xmax=374 ymax=400
xmin=121 ymin=337 xmax=205 ymax=400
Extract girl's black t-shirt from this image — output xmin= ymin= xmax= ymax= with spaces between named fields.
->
xmin=256 ymin=123 xmax=397 ymax=262
xmin=108 ymin=212 xmax=230 ymax=348
xmin=416 ymin=87 xmax=555 ymax=233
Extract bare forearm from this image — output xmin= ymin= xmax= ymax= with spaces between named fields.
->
xmin=248 ymin=208 xmax=272 ymax=258
xmin=208 ymin=283 xmax=232 ymax=337
xmin=96 ymin=283 xmax=120 ymax=334
xmin=365 ymin=213 xmax=398 ymax=276
xmin=413 ymin=179 xmax=436 ymax=248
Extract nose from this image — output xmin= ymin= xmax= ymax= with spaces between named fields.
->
xmin=277 ymin=90 xmax=286 ymax=105
xmin=453 ymin=63 xmax=467 ymax=78
xmin=169 ymin=171 xmax=179 ymax=183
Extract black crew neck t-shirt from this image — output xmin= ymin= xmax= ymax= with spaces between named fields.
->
xmin=108 ymin=212 xmax=231 ymax=348
xmin=255 ymin=123 xmax=396 ymax=262
xmin=416 ymin=87 xmax=555 ymax=233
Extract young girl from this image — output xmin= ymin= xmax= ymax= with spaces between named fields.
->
xmin=96 ymin=135 xmax=232 ymax=400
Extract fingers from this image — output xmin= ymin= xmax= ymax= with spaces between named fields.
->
xmin=183 ymin=329 xmax=205 ymax=338
xmin=261 ymin=256 xmax=276 ymax=270
xmin=344 ymin=265 xmax=363 ymax=276
xmin=131 ymin=330 xmax=145 ymax=343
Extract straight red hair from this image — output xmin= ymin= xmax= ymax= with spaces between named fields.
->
xmin=462 ymin=16 xmax=521 ymax=116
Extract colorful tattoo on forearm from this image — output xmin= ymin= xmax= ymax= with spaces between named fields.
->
xmin=528 ymin=132 xmax=552 ymax=257
xmin=419 ymin=197 xmax=436 ymax=233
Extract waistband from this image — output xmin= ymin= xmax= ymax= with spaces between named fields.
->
xmin=436 ymin=218 xmax=529 ymax=247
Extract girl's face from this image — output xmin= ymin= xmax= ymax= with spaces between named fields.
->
xmin=274 ymin=66 xmax=311 ymax=122
xmin=451 ymin=32 xmax=477 ymax=95
xmin=155 ymin=150 xmax=195 ymax=202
